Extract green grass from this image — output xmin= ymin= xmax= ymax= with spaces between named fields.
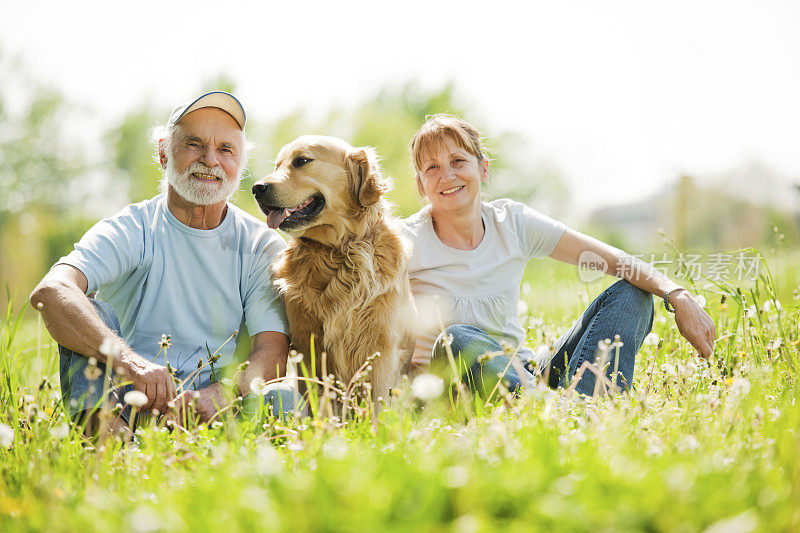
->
xmin=1 ymin=253 xmax=799 ymax=532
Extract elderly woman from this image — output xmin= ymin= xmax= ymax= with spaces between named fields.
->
xmin=403 ymin=114 xmax=716 ymax=396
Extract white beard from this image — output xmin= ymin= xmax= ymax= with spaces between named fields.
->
xmin=164 ymin=160 xmax=241 ymax=206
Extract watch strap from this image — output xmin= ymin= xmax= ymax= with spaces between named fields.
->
xmin=663 ymin=286 xmax=686 ymax=313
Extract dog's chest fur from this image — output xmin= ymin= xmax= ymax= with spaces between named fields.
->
xmin=273 ymin=228 xmax=408 ymax=378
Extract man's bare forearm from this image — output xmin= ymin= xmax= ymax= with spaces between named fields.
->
xmin=29 ymin=265 xmax=132 ymax=365
xmin=236 ymin=331 xmax=289 ymax=395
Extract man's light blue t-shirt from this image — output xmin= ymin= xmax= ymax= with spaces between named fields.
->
xmin=58 ymin=194 xmax=289 ymax=388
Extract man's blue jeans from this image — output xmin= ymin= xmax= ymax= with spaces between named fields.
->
xmin=58 ymin=299 xmax=296 ymax=425
xmin=432 ymin=280 xmax=655 ymax=396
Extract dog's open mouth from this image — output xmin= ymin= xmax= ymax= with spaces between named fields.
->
xmin=263 ymin=193 xmax=325 ymax=230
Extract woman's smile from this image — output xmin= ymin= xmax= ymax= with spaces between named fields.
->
xmin=440 ymin=185 xmax=465 ymax=196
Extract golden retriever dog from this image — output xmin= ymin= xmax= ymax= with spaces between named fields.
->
xmin=252 ymin=135 xmax=414 ymax=404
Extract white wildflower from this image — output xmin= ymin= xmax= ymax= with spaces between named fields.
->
xmin=661 ymin=363 xmax=677 ymax=377
xmin=127 ymin=505 xmax=161 ymax=533
xmin=0 ymin=423 xmax=14 ymax=448
xmin=249 ymin=376 xmax=266 ymax=395
xmin=49 ymin=422 xmax=69 ymax=440
xmin=643 ymin=332 xmax=660 ymax=346
xmin=517 ymin=300 xmax=529 ymax=315
xmin=762 ymin=299 xmax=782 ymax=314
xmin=704 ymin=510 xmax=758 ymax=533
xmin=322 ymin=437 xmax=348 ymax=459
xmin=98 ymin=338 xmax=121 ymax=359
xmin=443 ymin=465 xmax=469 ymax=488
xmin=693 ymin=294 xmax=706 ymax=308
xmin=287 ymin=350 xmax=303 ymax=364
xmin=677 ymin=435 xmax=700 ymax=452
xmin=123 ymin=390 xmax=148 ymax=408
xmin=745 ymin=305 xmax=757 ymax=318
xmin=411 ymin=373 xmax=444 ymax=401
xmin=255 ymin=443 xmax=283 ymax=476
xmin=535 ymin=345 xmax=552 ymax=362
xmin=286 ymin=441 xmax=304 ymax=452
xmin=731 ymin=377 xmax=751 ymax=396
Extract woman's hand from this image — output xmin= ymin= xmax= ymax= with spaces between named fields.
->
xmin=671 ymin=290 xmax=717 ymax=357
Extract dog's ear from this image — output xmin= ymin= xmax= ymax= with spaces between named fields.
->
xmin=346 ymin=148 xmax=389 ymax=207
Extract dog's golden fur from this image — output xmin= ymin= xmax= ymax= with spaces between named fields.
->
xmin=254 ymin=136 xmax=414 ymax=401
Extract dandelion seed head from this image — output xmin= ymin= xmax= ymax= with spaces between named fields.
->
xmin=643 ymin=332 xmax=660 ymax=346
xmin=0 ymin=423 xmax=14 ymax=448
xmin=411 ymin=373 xmax=444 ymax=401
xmin=731 ymin=377 xmax=751 ymax=396
xmin=443 ymin=465 xmax=469 ymax=488
xmin=98 ymin=338 xmax=120 ymax=358
xmin=322 ymin=437 xmax=348 ymax=459
xmin=49 ymin=422 xmax=69 ymax=440
xmin=83 ymin=365 xmax=102 ymax=381
xmin=286 ymin=441 xmax=304 ymax=452
xmin=124 ymin=390 xmax=148 ymax=408
xmin=693 ymin=294 xmax=707 ymax=308
xmin=255 ymin=443 xmax=283 ymax=476
xmin=250 ymin=376 xmax=267 ymax=395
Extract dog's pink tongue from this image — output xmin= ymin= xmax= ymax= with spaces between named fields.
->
xmin=266 ymin=208 xmax=291 ymax=229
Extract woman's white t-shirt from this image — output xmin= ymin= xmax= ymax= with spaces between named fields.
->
xmin=402 ymin=199 xmax=567 ymax=367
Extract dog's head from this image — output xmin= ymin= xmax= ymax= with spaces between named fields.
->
xmin=252 ymin=135 xmax=389 ymax=238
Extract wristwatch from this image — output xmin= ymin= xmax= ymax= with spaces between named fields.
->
xmin=663 ymin=286 xmax=686 ymax=313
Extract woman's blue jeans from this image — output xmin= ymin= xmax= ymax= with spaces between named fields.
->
xmin=432 ymin=280 xmax=655 ymax=396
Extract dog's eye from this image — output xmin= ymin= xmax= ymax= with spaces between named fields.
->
xmin=292 ymin=157 xmax=313 ymax=168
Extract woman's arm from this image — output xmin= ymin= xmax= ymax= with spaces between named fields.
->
xmin=548 ymin=228 xmax=717 ymax=357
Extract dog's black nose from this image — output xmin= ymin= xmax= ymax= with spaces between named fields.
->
xmin=252 ymin=182 xmax=270 ymax=197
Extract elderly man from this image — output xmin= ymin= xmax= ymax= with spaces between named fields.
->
xmin=30 ymin=91 xmax=290 ymax=428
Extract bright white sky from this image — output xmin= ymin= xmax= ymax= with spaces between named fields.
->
xmin=4 ymin=0 xmax=800 ymax=212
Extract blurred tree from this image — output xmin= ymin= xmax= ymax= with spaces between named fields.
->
xmin=105 ymin=103 xmax=163 ymax=203
xmin=0 ymin=47 xmax=94 ymax=307
xmin=243 ymin=81 xmax=567 ymax=218
xmin=202 ymin=73 xmax=236 ymax=95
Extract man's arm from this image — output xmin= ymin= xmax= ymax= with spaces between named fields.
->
xmin=237 ymin=331 xmax=290 ymax=393
xmin=29 ymin=264 xmax=177 ymax=412
xmin=548 ymin=228 xmax=717 ymax=357
xmin=188 ymin=331 xmax=289 ymax=422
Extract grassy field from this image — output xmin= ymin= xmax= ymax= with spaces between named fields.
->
xmin=1 ymin=251 xmax=799 ymax=532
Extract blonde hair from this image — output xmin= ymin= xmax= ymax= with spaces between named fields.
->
xmin=410 ymin=114 xmax=490 ymax=175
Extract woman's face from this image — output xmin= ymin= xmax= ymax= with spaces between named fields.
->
xmin=416 ymin=135 xmax=489 ymax=218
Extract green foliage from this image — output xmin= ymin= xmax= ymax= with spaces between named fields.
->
xmin=0 ymin=49 xmax=92 ymax=308
xmin=105 ymin=103 xmax=163 ymax=203
xmin=241 ymin=81 xmax=567 ymax=218
xmin=1 ymin=260 xmax=799 ymax=531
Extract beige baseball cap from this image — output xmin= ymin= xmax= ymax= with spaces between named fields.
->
xmin=167 ymin=91 xmax=246 ymax=129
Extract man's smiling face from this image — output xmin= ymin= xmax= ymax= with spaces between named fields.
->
xmin=164 ymin=107 xmax=243 ymax=206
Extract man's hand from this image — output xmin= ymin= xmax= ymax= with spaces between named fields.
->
xmin=120 ymin=351 xmax=177 ymax=413
xmin=173 ymin=382 xmax=230 ymax=425
xmin=671 ymin=290 xmax=717 ymax=358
